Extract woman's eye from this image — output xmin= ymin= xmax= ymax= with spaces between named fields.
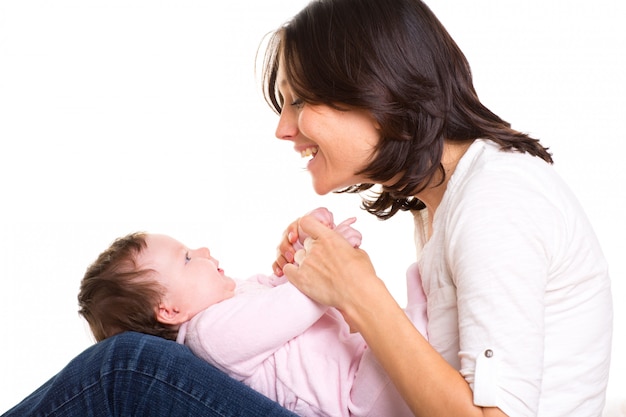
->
xmin=185 ymin=252 xmax=191 ymax=264
xmin=291 ymin=98 xmax=304 ymax=108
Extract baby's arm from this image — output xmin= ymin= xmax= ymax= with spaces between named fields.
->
xmin=185 ymin=282 xmax=327 ymax=378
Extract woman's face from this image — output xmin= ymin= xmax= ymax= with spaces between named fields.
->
xmin=275 ymin=65 xmax=381 ymax=195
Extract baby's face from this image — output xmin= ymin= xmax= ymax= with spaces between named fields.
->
xmin=137 ymin=234 xmax=236 ymax=325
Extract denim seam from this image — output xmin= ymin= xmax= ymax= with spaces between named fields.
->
xmin=46 ymin=368 xmax=229 ymax=417
xmin=106 ymin=367 xmax=229 ymax=417
xmin=44 ymin=378 xmax=102 ymax=416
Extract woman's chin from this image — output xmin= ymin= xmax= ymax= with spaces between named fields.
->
xmin=312 ymin=184 xmax=331 ymax=196
xmin=311 ymin=178 xmax=350 ymax=196
xmin=310 ymin=179 xmax=333 ymax=196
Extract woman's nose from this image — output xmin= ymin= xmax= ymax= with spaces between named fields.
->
xmin=275 ymin=108 xmax=298 ymax=141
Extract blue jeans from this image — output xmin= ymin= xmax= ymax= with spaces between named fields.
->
xmin=2 ymin=332 xmax=296 ymax=417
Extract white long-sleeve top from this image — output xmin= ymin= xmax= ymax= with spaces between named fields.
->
xmin=414 ymin=139 xmax=612 ymax=416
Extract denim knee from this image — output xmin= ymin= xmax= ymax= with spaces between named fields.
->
xmin=2 ymin=332 xmax=296 ymax=417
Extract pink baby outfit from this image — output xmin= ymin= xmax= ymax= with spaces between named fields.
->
xmin=176 ymin=208 xmax=427 ymax=416
xmin=177 ymin=270 xmax=425 ymax=417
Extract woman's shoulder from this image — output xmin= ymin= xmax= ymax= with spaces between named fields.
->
xmin=450 ymin=139 xmax=564 ymax=199
xmin=461 ymin=139 xmax=551 ymax=176
xmin=440 ymin=138 xmax=586 ymax=231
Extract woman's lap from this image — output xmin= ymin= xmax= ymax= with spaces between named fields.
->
xmin=2 ymin=332 xmax=295 ymax=417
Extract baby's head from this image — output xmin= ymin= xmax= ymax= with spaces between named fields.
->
xmin=78 ymin=233 xmax=236 ymax=342
xmin=78 ymin=232 xmax=173 ymax=341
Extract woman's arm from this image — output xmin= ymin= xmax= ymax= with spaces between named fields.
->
xmin=283 ymin=215 xmax=507 ymax=417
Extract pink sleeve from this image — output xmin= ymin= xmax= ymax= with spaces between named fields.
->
xmin=405 ymin=262 xmax=428 ymax=338
xmin=184 ymin=282 xmax=327 ymax=378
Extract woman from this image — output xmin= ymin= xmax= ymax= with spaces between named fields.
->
xmin=2 ymin=0 xmax=611 ymax=416
xmin=267 ymin=0 xmax=612 ymax=416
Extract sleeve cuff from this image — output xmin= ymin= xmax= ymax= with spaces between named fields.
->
xmin=473 ymin=348 xmax=500 ymax=406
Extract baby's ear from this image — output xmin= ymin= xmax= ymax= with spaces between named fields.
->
xmin=155 ymin=303 xmax=181 ymax=325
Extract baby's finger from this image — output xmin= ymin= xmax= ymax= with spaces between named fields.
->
xmin=335 ymin=217 xmax=357 ymax=228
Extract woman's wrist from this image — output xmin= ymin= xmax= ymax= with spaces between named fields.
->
xmin=338 ymin=275 xmax=398 ymax=334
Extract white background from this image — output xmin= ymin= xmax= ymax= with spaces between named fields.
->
xmin=1 ymin=0 xmax=624 ymax=413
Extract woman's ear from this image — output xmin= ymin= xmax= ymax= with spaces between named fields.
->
xmin=155 ymin=303 xmax=182 ymax=325
xmin=372 ymin=113 xmax=381 ymax=131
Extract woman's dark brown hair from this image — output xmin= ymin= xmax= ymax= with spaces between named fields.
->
xmin=78 ymin=232 xmax=178 ymax=342
xmin=262 ymin=0 xmax=552 ymax=219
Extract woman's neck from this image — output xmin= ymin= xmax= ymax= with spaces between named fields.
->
xmin=416 ymin=139 xmax=472 ymax=236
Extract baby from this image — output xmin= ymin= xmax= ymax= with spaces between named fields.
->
xmin=78 ymin=207 xmax=425 ymax=417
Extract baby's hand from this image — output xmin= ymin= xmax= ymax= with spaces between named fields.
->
xmin=294 ymin=207 xmax=334 ymax=251
xmin=297 ymin=207 xmax=334 ymax=243
xmin=334 ymin=217 xmax=362 ymax=248
xmin=293 ymin=207 xmax=362 ymax=245
xmin=293 ymin=207 xmax=362 ymax=262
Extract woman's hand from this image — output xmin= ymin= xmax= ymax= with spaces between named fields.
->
xmin=273 ymin=219 xmax=299 ymax=277
xmin=282 ymin=214 xmax=385 ymax=328
xmin=285 ymin=217 xmax=507 ymax=417
xmin=273 ymin=207 xmax=360 ymax=275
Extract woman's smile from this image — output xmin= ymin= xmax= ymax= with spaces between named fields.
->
xmin=299 ymin=146 xmax=319 ymax=159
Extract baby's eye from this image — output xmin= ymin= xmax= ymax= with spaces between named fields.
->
xmin=185 ymin=252 xmax=191 ymax=264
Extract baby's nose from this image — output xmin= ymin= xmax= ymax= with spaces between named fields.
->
xmin=197 ymin=247 xmax=211 ymax=258
xmin=189 ymin=247 xmax=211 ymax=259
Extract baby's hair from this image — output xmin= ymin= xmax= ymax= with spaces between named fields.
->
xmin=78 ymin=232 xmax=178 ymax=342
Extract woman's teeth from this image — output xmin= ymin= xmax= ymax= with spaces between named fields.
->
xmin=300 ymin=147 xmax=318 ymax=158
